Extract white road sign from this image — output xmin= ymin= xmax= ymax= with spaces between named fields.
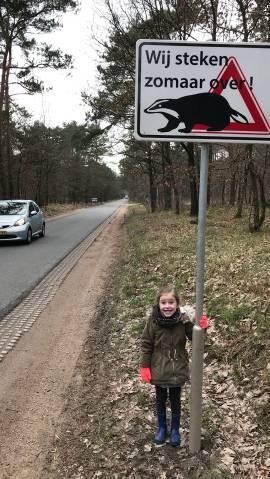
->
xmin=135 ymin=40 xmax=270 ymax=144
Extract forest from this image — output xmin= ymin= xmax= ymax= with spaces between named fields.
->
xmin=1 ymin=0 xmax=270 ymax=229
xmin=85 ymin=0 xmax=270 ymax=232
xmin=0 ymin=0 xmax=122 ymax=206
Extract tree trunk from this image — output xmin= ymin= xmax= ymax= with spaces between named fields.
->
xmin=146 ymin=147 xmax=157 ymax=213
xmin=5 ymin=95 xmax=13 ymax=198
xmin=0 ymin=47 xmax=9 ymax=197
xmin=0 ymin=42 xmax=14 ymax=198
xmin=174 ymin=187 xmax=180 ymax=215
xmin=235 ymin=146 xmax=250 ymax=217
xmin=161 ymin=143 xmax=172 ymax=210
xmin=229 ymin=172 xmax=236 ymax=205
xmin=45 ymin=158 xmax=49 ymax=206
xmin=5 ymin=48 xmax=14 ymax=198
xmin=163 ymin=142 xmax=180 ymax=214
xmin=258 ymin=175 xmax=266 ymax=228
xmin=221 ymin=180 xmax=226 ymax=205
xmin=16 ymin=154 xmax=23 ymax=198
xmin=248 ymin=160 xmax=266 ymax=232
xmin=182 ymin=143 xmax=198 ymax=216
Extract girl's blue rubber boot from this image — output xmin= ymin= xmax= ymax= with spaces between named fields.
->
xmin=153 ymin=413 xmax=167 ymax=444
xmin=170 ymin=413 xmax=181 ymax=447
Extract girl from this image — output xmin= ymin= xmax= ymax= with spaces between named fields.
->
xmin=140 ymin=286 xmax=208 ymax=447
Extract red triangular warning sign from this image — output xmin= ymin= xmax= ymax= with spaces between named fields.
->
xmin=193 ymin=57 xmax=270 ymax=135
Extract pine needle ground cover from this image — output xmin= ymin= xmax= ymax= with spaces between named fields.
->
xmin=45 ymin=205 xmax=269 ymax=479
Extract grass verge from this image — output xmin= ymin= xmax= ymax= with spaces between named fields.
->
xmin=115 ymin=204 xmax=270 ymax=472
xmin=43 ymin=202 xmax=94 ymax=217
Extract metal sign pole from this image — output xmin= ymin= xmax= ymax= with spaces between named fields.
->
xmin=189 ymin=143 xmax=209 ymax=454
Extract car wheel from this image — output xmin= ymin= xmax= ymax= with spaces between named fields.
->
xmin=24 ymin=228 xmax=32 ymax=244
xmin=39 ymin=223 xmax=45 ymax=238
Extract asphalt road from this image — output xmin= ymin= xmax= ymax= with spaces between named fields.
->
xmin=0 ymin=201 xmax=124 ymax=318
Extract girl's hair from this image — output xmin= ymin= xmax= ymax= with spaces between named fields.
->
xmin=156 ymin=286 xmax=180 ymax=305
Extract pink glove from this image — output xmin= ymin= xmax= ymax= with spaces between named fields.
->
xmin=140 ymin=367 xmax=152 ymax=383
xmin=199 ymin=314 xmax=209 ymax=329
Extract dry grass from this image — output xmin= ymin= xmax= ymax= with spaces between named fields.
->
xmin=43 ymin=202 xmax=90 ymax=217
xmin=119 ymin=204 xmax=270 ymax=336
xmin=117 ymin=203 xmax=270 ymax=435
xmin=43 ymin=204 xmax=269 ymax=479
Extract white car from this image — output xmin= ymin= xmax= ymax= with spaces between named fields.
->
xmin=0 ymin=200 xmax=45 ymax=244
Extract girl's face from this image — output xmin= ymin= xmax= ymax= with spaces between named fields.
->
xmin=159 ymin=293 xmax=178 ymax=318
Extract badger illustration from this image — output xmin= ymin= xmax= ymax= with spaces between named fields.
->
xmin=144 ymin=92 xmax=248 ymax=133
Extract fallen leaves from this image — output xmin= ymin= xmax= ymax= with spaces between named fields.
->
xmin=144 ymin=444 xmax=152 ymax=452
xmin=44 ymin=207 xmax=270 ymax=479
xmin=203 ymin=320 xmax=270 ymax=478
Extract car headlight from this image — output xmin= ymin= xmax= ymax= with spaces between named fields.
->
xmin=14 ymin=218 xmax=26 ymax=226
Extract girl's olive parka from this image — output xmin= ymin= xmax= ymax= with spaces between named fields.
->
xmin=140 ymin=306 xmax=194 ymax=386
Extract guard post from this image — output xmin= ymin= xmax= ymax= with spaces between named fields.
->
xmin=189 ymin=144 xmax=209 ymax=453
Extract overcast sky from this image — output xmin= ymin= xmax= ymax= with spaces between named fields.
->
xmin=19 ymin=0 xmax=105 ymax=127
xmin=17 ymin=0 xmax=123 ymax=172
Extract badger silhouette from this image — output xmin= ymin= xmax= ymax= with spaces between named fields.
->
xmin=144 ymin=92 xmax=248 ymax=133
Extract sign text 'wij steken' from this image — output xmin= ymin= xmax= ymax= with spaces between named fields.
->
xmin=135 ymin=41 xmax=270 ymax=144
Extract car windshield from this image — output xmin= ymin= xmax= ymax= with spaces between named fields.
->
xmin=0 ymin=201 xmax=27 ymax=216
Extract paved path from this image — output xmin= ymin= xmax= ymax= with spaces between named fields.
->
xmin=0 ymin=201 xmax=123 ymax=318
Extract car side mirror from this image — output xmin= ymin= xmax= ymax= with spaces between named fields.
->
xmin=30 ymin=210 xmax=37 ymax=216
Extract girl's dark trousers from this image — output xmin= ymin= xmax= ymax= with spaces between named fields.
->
xmin=154 ymin=386 xmax=181 ymax=446
xmin=155 ymin=385 xmax=181 ymax=415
